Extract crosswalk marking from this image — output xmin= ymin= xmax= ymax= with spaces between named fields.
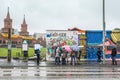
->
xmin=0 ymin=67 xmax=119 ymax=80
xmin=0 ymin=67 xmax=119 ymax=77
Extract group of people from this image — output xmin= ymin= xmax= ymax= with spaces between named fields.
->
xmin=97 ymin=47 xmax=117 ymax=65
xmin=54 ymin=46 xmax=81 ymax=65
xmin=34 ymin=45 xmax=118 ymax=66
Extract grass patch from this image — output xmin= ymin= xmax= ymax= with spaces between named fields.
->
xmin=40 ymin=48 xmax=46 ymax=60
xmin=0 ymin=48 xmax=8 ymax=57
xmin=0 ymin=48 xmax=46 ymax=59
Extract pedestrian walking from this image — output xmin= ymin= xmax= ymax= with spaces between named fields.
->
xmin=111 ymin=47 xmax=117 ymax=65
xmin=35 ymin=49 xmax=40 ymax=65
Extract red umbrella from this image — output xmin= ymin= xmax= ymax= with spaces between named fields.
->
xmin=98 ymin=40 xmax=116 ymax=47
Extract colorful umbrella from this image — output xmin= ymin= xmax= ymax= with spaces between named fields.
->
xmin=62 ymin=45 xmax=71 ymax=52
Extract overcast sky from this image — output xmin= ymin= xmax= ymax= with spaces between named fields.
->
xmin=0 ymin=0 xmax=120 ymax=34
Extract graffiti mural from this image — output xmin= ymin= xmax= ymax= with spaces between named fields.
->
xmin=46 ymin=30 xmax=78 ymax=61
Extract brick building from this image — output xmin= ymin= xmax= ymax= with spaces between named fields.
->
xmin=0 ymin=8 xmax=36 ymax=47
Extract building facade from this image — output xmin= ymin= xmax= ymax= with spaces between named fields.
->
xmin=33 ymin=33 xmax=46 ymax=47
xmin=19 ymin=15 xmax=29 ymax=36
xmin=0 ymin=8 xmax=36 ymax=47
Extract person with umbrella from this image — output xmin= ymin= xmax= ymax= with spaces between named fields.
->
xmin=34 ymin=44 xmax=42 ymax=65
xmin=70 ymin=44 xmax=79 ymax=65
xmin=62 ymin=45 xmax=71 ymax=63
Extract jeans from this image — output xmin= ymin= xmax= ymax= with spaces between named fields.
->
xmin=71 ymin=55 xmax=76 ymax=65
xmin=55 ymin=57 xmax=60 ymax=64
xmin=62 ymin=58 xmax=66 ymax=65
xmin=37 ymin=54 xmax=40 ymax=65
xmin=111 ymin=56 xmax=117 ymax=65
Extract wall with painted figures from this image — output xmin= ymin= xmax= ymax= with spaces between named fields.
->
xmin=46 ymin=30 xmax=78 ymax=61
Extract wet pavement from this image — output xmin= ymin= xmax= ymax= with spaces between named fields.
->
xmin=0 ymin=59 xmax=120 ymax=80
xmin=0 ymin=58 xmax=120 ymax=67
xmin=0 ymin=66 xmax=120 ymax=80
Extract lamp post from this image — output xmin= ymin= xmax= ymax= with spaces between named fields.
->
xmin=103 ymin=0 xmax=106 ymax=64
xmin=8 ymin=28 xmax=12 ymax=62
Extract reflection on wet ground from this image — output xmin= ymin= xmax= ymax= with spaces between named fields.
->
xmin=0 ymin=66 xmax=120 ymax=80
xmin=0 ymin=59 xmax=120 ymax=80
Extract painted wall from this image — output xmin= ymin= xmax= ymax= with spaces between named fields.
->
xmin=86 ymin=30 xmax=111 ymax=60
xmin=46 ymin=30 xmax=78 ymax=61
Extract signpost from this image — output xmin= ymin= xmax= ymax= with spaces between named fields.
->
xmin=22 ymin=40 xmax=28 ymax=60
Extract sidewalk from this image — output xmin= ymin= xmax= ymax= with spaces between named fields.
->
xmin=0 ymin=58 xmax=120 ymax=67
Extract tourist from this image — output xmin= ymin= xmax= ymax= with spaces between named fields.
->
xmin=61 ymin=48 xmax=67 ymax=65
xmin=66 ymin=51 xmax=69 ymax=64
xmin=70 ymin=50 xmax=76 ymax=65
xmin=55 ymin=47 xmax=60 ymax=65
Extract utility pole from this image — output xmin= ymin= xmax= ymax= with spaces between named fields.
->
xmin=8 ymin=28 xmax=12 ymax=62
xmin=103 ymin=0 xmax=106 ymax=64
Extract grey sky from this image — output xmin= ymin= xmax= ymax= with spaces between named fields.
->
xmin=0 ymin=0 xmax=120 ymax=34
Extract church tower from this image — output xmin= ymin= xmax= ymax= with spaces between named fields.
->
xmin=19 ymin=15 xmax=29 ymax=36
xmin=2 ymin=7 xmax=14 ymax=34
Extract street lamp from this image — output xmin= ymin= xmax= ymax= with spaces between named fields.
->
xmin=8 ymin=28 xmax=12 ymax=62
xmin=102 ymin=0 xmax=106 ymax=64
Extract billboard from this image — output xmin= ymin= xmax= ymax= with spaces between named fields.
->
xmin=46 ymin=30 xmax=78 ymax=61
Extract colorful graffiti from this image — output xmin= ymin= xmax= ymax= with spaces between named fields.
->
xmin=46 ymin=30 xmax=78 ymax=61
xmin=86 ymin=30 xmax=120 ymax=60
xmin=46 ymin=29 xmax=120 ymax=60
xmin=111 ymin=30 xmax=120 ymax=43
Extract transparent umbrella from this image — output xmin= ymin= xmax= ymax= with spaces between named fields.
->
xmin=71 ymin=44 xmax=80 ymax=51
